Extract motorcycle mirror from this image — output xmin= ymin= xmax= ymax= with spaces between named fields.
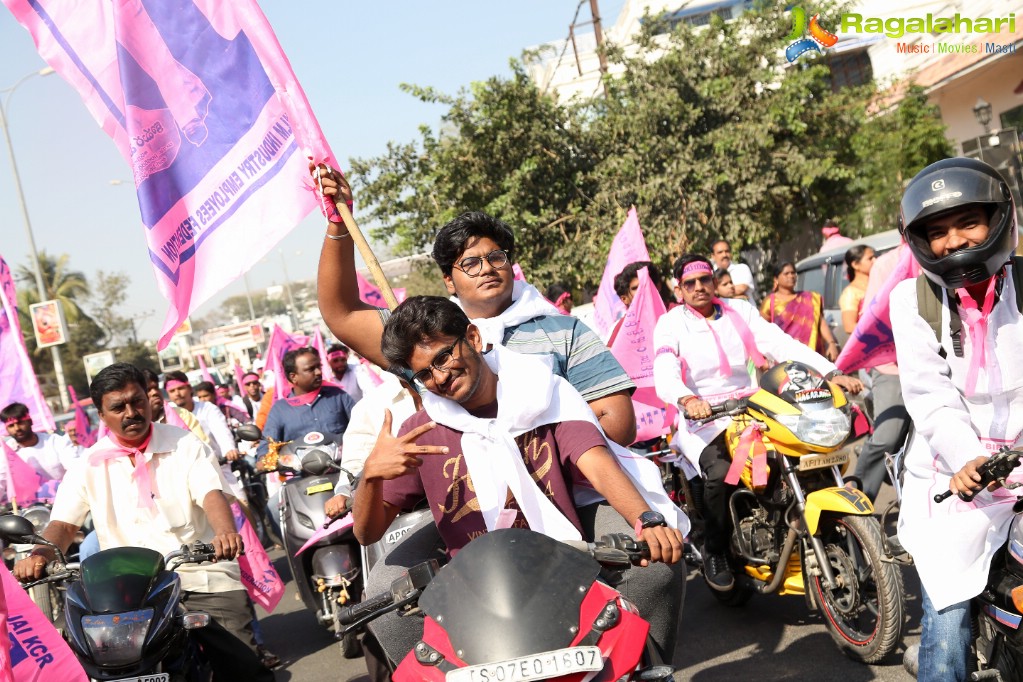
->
xmin=301 ymin=448 xmax=337 ymax=476
xmin=235 ymin=424 xmax=263 ymax=442
xmin=0 ymin=514 xmax=42 ymax=543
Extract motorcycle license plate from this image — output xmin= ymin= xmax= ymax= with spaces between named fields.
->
xmin=446 ymin=646 xmax=603 ymax=682
xmin=305 ymin=482 xmax=334 ymax=495
xmin=798 ymin=451 xmax=849 ymax=471
xmin=110 ymin=675 xmax=169 ymax=682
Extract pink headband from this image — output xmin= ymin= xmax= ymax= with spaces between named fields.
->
xmin=554 ymin=292 xmax=571 ymax=306
xmin=327 ymin=350 xmax=348 ymax=360
xmin=164 ymin=379 xmax=189 ymax=390
xmin=822 ymin=226 xmax=840 ymax=237
xmin=681 ymin=261 xmax=714 ymax=278
xmin=4 ymin=416 xmax=29 ymax=426
xmin=242 ymin=373 xmax=260 ymax=384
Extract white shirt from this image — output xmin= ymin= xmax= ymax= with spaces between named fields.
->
xmin=893 ymin=271 xmax=1023 ymax=609
xmin=189 ymin=399 xmax=236 ymax=460
xmin=727 ymin=262 xmax=757 ymax=305
xmin=3 ymin=431 xmax=79 ymax=481
xmin=335 ymin=364 xmax=375 ymax=404
xmin=653 ymin=298 xmax=837 ymax=467
xmin=336 ymin=373 xmax=417 ymax=498
xmin=51 ymin=422 xmax=242 ymax=593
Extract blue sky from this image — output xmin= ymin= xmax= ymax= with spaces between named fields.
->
xmin=0 ymin=1 xmax=625 ymax=341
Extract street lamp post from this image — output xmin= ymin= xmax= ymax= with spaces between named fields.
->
xmin=1 ymin=66 xmax=70 ymax=413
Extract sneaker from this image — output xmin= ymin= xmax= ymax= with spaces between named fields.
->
xmin=903 ymin=643 xmax=919 ymax=678
xmin=704 ymin=552 xmax=735 ymax=591
xmin=257 ymin=645 xmax=282 ymax=670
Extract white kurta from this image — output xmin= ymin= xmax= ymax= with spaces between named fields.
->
xmin=892 ymin=272 xmax=1023 ymax=610
xmin=653 ymin=299 xmax=838 ymax=468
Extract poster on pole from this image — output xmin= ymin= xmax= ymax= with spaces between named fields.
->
xmin=29 ymin=299 xmax=68 ymax=348
xmin=83 ymin=351 xmax=116 ymax=385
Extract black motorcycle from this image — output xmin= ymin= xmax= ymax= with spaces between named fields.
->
xmin=0 ymin=513 xmax=217 ymax=682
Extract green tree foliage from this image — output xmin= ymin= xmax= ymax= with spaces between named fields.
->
xmin=15 ymin=251 xmax=90 ymax=324
xmin=349 ymin=3 xmax=950 ymax=292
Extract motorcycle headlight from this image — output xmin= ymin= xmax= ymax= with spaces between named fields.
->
xmin=775 ymin=407 xmax=850 ymax=448
xmin=82 ymin=609 xmax=152 ymax=667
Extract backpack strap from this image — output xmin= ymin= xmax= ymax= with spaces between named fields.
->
xmin=915 ymin=274 xmax=963 ymax=359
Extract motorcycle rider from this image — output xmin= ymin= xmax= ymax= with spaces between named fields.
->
xmin=891 ymin=158 xmax=1022 ymax=681
xmin=164 ymin=371 xmax=242 ymax=463
xmin=326 ymin=342 xmax=373 ymax=403
xmin=240 ymin=372 xmax=264 ymax=420
xmin=2 ymin=401 xmax=81 ymax=482
xmin=12 ymin=363 xmax=274 ymax=682
xmin=653 ymin=255 xmax=862 ymax=591
xmin=354 ymin=296 xmax=686 ymax=665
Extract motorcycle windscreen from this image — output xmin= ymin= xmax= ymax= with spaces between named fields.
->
xmin=419 ymin=528 xmax=600 ymax=665
xmin=80 ymin=547 xmax=166 ymax=613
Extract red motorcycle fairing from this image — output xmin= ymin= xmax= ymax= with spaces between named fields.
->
xmin=394 ymin=580 xmax=650 ymax=682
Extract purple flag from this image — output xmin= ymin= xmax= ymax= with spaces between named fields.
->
xmin=0 ymin=255 xmax=55 ymax=433
xmin=5 ymin=0 xmax=340 ymax=349
xmin=593 ymin=208 xmax=651 ymax=337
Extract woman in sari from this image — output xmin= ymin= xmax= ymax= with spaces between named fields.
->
xmin=760 ymin=262 xmax=840 ymax=361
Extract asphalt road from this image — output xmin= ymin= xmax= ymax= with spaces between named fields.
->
xmin=257 ymin=442 xmax=921 ymax=681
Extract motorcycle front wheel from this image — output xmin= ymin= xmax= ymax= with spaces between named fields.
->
xmin=811 ymin=514 xmax=905 ymax=664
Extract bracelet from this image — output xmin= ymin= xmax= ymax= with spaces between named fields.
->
xmin=325 ymin=230 xmax=350 ymax=241
xmin=828 ymin=341 xmax=838 ymax=347
xmin=680 ymin=395 xmax=698 ymax=406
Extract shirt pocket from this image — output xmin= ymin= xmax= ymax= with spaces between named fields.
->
xmin=152 ymin=495 xmax=193 ymax=534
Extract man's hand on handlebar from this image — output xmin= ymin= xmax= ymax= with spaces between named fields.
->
xmin=831 ymin=375 xmax=863 ymax=395
xmin=325 ymin=494 xmax=349 ymax=519
xmin=951 ymin=455 xmax=999 ymax=498
xmin=211 ymin=531 xmax=244 ymax=561
xmin=681 ymin=398 xmax=713 ymax=421
xmin=224 ymin=449 xmax=242 ymax=462
xmin=638 ymin=526 xmax=684 ymax=566
xmin=13 ymin=552 xmax=51 ymax=583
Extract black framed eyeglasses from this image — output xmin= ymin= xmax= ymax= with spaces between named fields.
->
xmin=411 ymin=336 xmax=466 ymax=386
xmin=455 ymin=250 xmax=511 ymax=277
xmin=680 ymin=275 xmax=714 ymax=292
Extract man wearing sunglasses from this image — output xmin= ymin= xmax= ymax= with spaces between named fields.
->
xmin=353 ymin=296 xmax=687 ymax=666
xmin=653 ymin=255 xmax=862 ymax=591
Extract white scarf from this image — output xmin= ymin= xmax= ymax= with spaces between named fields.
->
xmin=462 ymin=280 xmax=560 ymax=349
xmin=421 ymin=346 xmax=689 ymax=541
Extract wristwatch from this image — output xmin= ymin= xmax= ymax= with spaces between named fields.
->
xmin=824 ymin=369 xmax=845 ymax=381
xmin=634 ymin=510 xmax=667 ymax=537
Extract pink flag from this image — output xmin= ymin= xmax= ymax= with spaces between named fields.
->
xmin=593 ymin=208 xmax=651 ymax=337
xmin=609 ymin=268 xmax=677 ymax=443
xmin=356 ymin=271 xmax=386 ymax=308
xmin=5 ymin=0 xmax=340 ymax=350
xmin=67 ymin=387 xmax=97 ymax=449
xmin=0 ymin=564 xmax=87 ymax=681
xmin=311 ymin=329 xmax=333 ymax=382
xmin=1 ymin=440 xmax=42 ymax=508
xmin=836 ymin=245 xmax=920 ymax=373
xmin=394 ymin=288 xmax=408 ymax=304
xmin=512 ymin=263 xmax=525 ymax=281
xmin=264 ymin=325 xmax=310 ymax=400
xmin=197 ymin=355 xmax=214 ymax=384
xmin=231 ymin=504 xmax=284 ymax=613
xmin=296 ymin=514 xmax=354 ymax=556
xmin=0 ymin=255 xmax=55 ymax=434
xmin=233 ymin=362 xmax=245 ymax=396
xmin=0 ymin=564 xmax=11 ymax=682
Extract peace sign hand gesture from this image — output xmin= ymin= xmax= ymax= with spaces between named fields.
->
xmin=362 ymin=410 xmax=449 ymax=481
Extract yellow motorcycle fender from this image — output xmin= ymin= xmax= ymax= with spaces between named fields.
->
xmin=804 ymin=488 xmax=874 ymax=535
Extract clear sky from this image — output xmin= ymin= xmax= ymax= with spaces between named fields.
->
xmin=0 ymin=1 xmax=625 ymax=341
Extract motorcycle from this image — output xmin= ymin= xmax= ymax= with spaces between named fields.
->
xmin=0 ymin=513 xmax=216 ymax=682
xmin=238 ymin=424 xmax=365 ymax=659
xmin=336 ymin=528 xmax=675 ymax=681
xmin=684 ymin=361 xmax=905 ymax=663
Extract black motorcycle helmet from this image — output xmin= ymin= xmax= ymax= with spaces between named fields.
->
xmin=898 ymin=157 xmax=1016 ymax=289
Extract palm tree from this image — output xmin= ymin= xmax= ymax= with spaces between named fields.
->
xmin=15 ymin=251 xmax=90 ymax=323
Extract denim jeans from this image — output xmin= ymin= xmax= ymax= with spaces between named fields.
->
xmin=919 ymin=584 xmax=970 ymax=681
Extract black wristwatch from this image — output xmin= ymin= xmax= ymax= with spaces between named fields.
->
xmin=634 ymin=511 xmax=667 ymax=536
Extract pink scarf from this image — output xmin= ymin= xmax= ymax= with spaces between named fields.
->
xmin=89 ymin=427 xmax=157 ymax=509
xmin=684 ymin=298 xmax=766 ymax=377
xmin=955 ymin=276 xmax=998 ymax=397
xmin=285 ymin=385 xmax=326 ymax=406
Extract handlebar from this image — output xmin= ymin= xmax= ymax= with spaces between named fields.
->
xmin=166 ymin=542 xmax=219 ymax=570
xmin=935 ymin=448 xmax=1023 ymax=503
xmin=688 ymin=398 xmax=746 ymax=425
xmin=562 ymin=533 xmax=651 ymax=569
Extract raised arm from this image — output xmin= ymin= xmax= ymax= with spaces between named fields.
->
xmin=312 ymin=163 xmax=389 ymax=368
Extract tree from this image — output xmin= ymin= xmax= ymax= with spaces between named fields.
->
xmin=15 ymin=251 xmax=90 ymax=323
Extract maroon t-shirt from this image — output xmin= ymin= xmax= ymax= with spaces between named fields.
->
xmin=383 ymin=402 xmax=607 ymax=555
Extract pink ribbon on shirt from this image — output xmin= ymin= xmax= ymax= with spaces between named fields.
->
xmin=89 ymin=428 xmax=157 ymax=509
xmin=955 ymin=276 xmax=998 ymax=397
xmin=684 ymin=298 xmax=766 ymax=377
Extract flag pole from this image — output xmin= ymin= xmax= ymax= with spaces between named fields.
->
xmin=332 ymin=200 xmax=400 ymax=312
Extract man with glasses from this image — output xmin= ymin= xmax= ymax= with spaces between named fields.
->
xmin=354 ymin=296 xmax=686 ymax=666
xmin=653 ymin=255 xmax=862 ymax=591
xmin=239 ymin=371 xmax=264 ymax=420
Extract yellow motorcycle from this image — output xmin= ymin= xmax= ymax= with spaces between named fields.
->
xmin=688 ymin=361 xmax=905 ymax=663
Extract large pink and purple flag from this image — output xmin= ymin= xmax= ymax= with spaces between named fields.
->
xmin=4 ymin=0 xmax=339 ymax=349
xmin=609 ymin=267 xmax=677 ymax=443
xmin=67 ymin=387 xmax=96 ymax=449
xmin=0 ymin=564 xmax=88 ymax=681
xmin=836 ymin=245 xmax=920 ymax=373
xmin=1 ymin=441 xmax=41 ymax=508
xmin=356 ymin=271 xmax=406 ymax=308
xmin=0 ymin=256 xmax=55 ymax=434
xmin=593 ymin=208 xmax=651 ymax=337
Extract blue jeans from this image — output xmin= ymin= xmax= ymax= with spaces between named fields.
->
xmin=919 ymin=585 xmax=970 ymax=681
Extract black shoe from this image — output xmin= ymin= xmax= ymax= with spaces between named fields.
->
xmin=704 ymin=552 xmax=735 ymax=591
xmin=257 ymin=645 xmax=282 ymax=670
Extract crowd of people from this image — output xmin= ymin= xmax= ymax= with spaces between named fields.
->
xmin=0 ymin=155 xmax=1017 ymax=682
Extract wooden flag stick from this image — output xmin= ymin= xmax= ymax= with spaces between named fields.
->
xmin=333 ymin=198 xmax=401 ymax=311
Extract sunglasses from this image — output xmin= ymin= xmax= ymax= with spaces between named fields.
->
xmin=679 ymin=275 xmax=714 ymax=292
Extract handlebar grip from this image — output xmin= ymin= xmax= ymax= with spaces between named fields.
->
xmin=934 ymin=488 xmax=976 ymax=504
xmin=337 ymin=591 xmax=396 ymax=626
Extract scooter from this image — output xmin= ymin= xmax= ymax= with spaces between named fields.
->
xmin=336 ymin=528 xmax=675 ymax=681
xmin=238 ymin=424 xmax=365 ymax=659
xmin=0 ymin=513 xmax=215 ymax=682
